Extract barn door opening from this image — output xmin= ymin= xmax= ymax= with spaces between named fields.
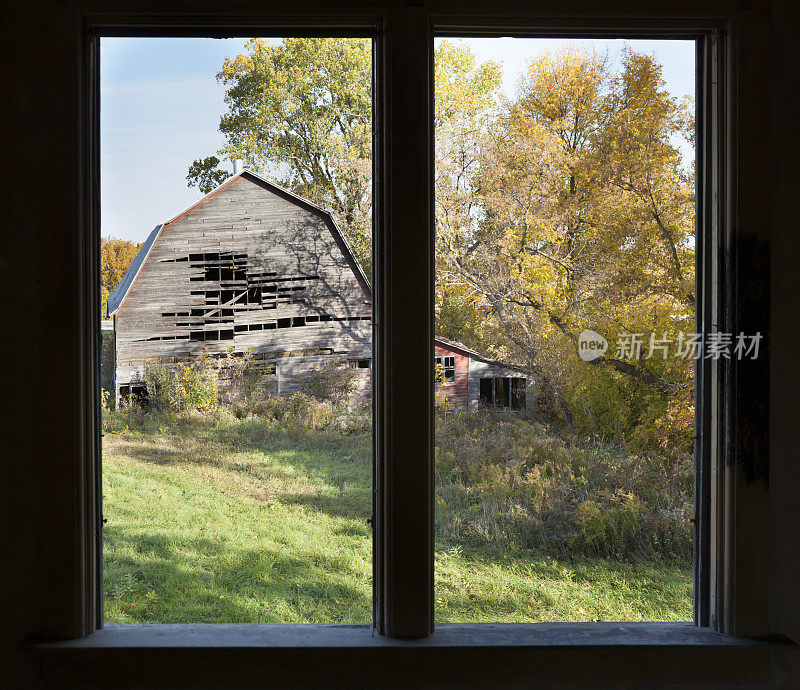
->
xmin=495 ymin=377 xmax=509 ymax=409
xmin=479 ymin=377 xmax=493 ymax=406
xmin=510 ymin=378 xmax=526 ymax=410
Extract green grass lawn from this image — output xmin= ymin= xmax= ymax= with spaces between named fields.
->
xmin=102 ymin=410 xmax=692 ymax=623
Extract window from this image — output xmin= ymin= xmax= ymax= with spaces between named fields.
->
xmin=19 ymin=3 xmax=782 ymax=687
xmin=434 ymin=35 xmax=697 ymax=623
xmin=86 ymin=22 xmax=736 ymax=639
xmin=100 ymin=35 xmax=374 ymax=624
xmin=434 ymin=355 xmax=455 ymax=383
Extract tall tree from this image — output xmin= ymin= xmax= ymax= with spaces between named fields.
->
xmin=188 ymin=39 xmax=694 ymax=447
xmin=438 ymin=47 xmax=695 ymax=445
xmin=433 ymin=41 xmax=502 ymax=351
xmin=188 ymin=38 xmax=373 ymax=275
xmin=190 ymin=38 xmax=502 ymax=285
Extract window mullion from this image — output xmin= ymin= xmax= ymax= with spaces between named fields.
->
xmin=374 ymin=8 xmax=434 ymax=638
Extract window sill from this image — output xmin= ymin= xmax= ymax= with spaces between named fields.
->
xmin=26 ymin=622 xmax=789 ymax=687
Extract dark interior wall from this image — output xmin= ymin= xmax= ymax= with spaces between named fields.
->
xmin=770 ymin=0 xmax=800 ymax=684
xmin=0 ymin=0 xmax=798 ymax=687
xmin=1 ymin=1 xmax=73 ymax=684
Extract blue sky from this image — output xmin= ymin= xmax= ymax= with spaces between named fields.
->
xmin=101 ymin=37 xmax=694 ymax=243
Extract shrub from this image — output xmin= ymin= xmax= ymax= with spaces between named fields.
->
xmin=177 ymin=359 xmax=219 ymax=411
xmin=434 ymin=409 xmax=693 ymax=561
xmin=243 ymin=393 xmax=340 ymax=430
xmin=144 ymin=351 xmax=219 ymax=412
xmin=219 ymin=348 xmax=277 ymax=407
xmin=330 ymin=407 xmax=371 ymax=435
xmin=434 ymin=362 xmax=458 ymax=417
xmin=572 ymin=491 xmax=644 ymax=555
xmin=303 ymin=360 xmax=357 ymax=403
xmin=145 ymin=363 xmax=180 ymax=411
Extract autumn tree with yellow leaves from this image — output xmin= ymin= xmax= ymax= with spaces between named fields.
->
xmin=187 ymin=38 xmax=373 ymax=275
xmin=101 ymin=237 xmax=141 ymax=320
xmin=438 ymin=47 xmax=695 ymax=448
xmin=433 ymin=41 xmax=503 ymax=351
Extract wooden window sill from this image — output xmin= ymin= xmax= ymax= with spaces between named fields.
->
xmin=26 ymin=622 xmax=790 ymax=687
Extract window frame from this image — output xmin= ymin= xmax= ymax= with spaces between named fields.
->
xmin=27 ymin=1 xmax=779 ymax=686
xmin=434 ymin=355 xmax=456 ymax=384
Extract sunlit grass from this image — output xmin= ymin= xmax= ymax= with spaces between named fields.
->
xmin=435 ymin=546 xmax=691 ymax=622
xmin=102 ymin=410 xmax=372 ymax=623
xmin=102 ymin=409 xmax=691 ymax=623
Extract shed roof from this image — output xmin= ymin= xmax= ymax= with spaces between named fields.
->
xmin=107 ymin=170 xmax=371 ymax=316
xmin=434 ymin=335 xmax=528 ymax=374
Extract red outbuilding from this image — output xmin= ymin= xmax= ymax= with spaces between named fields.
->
xmin=434 ymin=336 xmax=529 ymax=410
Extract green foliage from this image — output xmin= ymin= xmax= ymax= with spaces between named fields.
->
xmin=177 ymin=359 xmax=220 ymax=411
xmin=435 ymin=409 xmax=693 ymax=561
xmin=220 ymin=347 xmax=277 ymax=409
xmin=251 ymin=393 xmax=337 ymax=429
xmin=433 ymin=42 xmax=503 ymax=353
xmin=572 ymin=493 xmax=643 ymax=555
xmin=433 ymin=362 xmax=459 ymax=417
xmin=144 ymin=363 xmax=180 ymax=411
xmin=186 ymin=156 xmax=231 ymax=194
xmin=189 ymin=38 xmax=507 ymax=284
xmin=303 ymin=360 xmax=357 ymax=404
xmin=188 ymin=37 xmax=373 ymax=276
xmin=145 ymin=352 xmax=219 ymax=412
xmin=434 ymin=294 xmax=499 ymax=353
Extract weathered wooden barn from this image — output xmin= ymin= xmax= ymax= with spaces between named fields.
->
xmin=107 ymin=170 xmax=372 ymax=405
xmin=434 ymin=336 xmax=529 ymax=410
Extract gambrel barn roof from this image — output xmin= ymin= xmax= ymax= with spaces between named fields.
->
xmin=108 ymin=170 xmax=371 ymax=316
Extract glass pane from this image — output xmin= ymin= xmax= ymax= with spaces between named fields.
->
xmin=434 ymin=37 xmax=696 ymax=622
xmin=101 ymin=37 xmax=373 ymax=623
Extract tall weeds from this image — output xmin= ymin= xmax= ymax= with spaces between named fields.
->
xmin=435 ymin=409 xmax=693 ymax=561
